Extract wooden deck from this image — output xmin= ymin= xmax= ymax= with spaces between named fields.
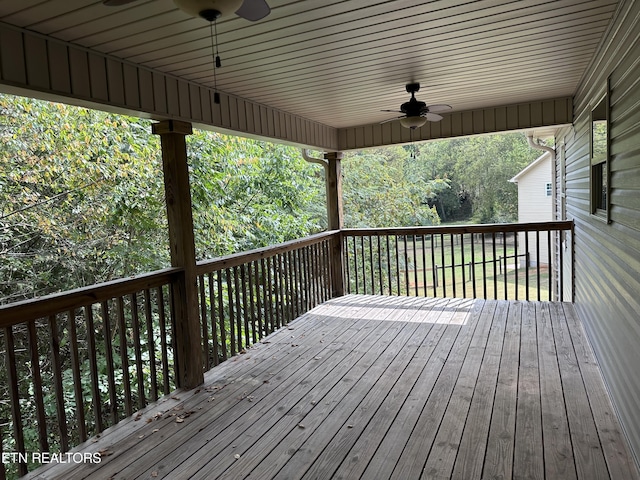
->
xmin=27 ymin=295 xmax=639 ymax=480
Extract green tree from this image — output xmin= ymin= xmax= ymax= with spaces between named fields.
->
xmin=0 ymin=95 xmax=167 ymax=302
xmin=342 ymin=146 xmax=445 ymax=227
xmin=0 ymin=94 xmax=325 ymax=303
xmin=416 ymin=133 xmax=541 ymax=223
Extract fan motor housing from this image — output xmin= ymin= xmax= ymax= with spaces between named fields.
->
xmin=401 ymin=99 xmax=426 ymax=116
xmin=406 ymin=83 xmax=421 ymax=94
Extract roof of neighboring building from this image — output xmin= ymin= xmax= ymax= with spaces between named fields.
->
xmin=510 ymin=151 xmax=552 ymax=183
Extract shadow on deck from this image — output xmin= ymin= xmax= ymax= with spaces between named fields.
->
xmin=26 ymin=295 xmax=639 ymax=479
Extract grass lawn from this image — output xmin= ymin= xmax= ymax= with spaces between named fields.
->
xmin=347 ymin=235 xmax=553 ymax=301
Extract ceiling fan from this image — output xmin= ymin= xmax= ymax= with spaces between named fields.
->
xmin=382 ymin=83 xmax=452 ymax=129
xmin=102 ymin=0 xmax=271 ymax=21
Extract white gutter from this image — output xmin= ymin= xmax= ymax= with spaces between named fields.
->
xmin=301 ymin=149 xmax=328 ymax=168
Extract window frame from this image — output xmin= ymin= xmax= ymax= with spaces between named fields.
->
xmin=589 ymin=77 xmax=611 ymax=223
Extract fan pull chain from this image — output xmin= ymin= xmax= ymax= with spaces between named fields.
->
xmin=410 ymin=128 xmax=416 ymax=159
xmin=209 ymin=20 xmax=221 ymax=104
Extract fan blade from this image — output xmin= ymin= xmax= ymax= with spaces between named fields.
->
xmin=380 ymin=109 xmax=403 ymax=113
xmin=380 ymin=116 xmax=404 ymax=124
xmin=103 ymin=0 xmax=140 ymax=5
xmin=425 ymin=112 xmax=443 ymax=122
xmin=427 ymin=104 xmax=452 ymax=113
xmin=236 ymin=0 xmax=271 ymax=21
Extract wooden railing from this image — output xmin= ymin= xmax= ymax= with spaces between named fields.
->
xmin=0 ymin=223 xmax=573 ymax=477
xmin=195 ymin=231 xmax=337 ymax=369
xmin=0 ymin=268 xmax=181 ymax=477
xmin=342 ymin=221 xmax=574 ymax=302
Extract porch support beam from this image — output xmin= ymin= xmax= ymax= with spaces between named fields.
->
xmin=337 ymin=97 xmax=573 ymax=150
xmin=152 ymin=120 xmax=203 ymax=389
xmin=325 ymin=151 xmax=344 ymax=297
xmin=0 ymin=23 xmax=337 ymax=151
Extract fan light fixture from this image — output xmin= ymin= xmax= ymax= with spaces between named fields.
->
xmin=104 ymin=0 xmax=272 ymax=104
xmin=400 ymin=116 xmax=427 ymax=130
xmin=173 ymin=0 xmax=243 ymax=18
xmin=381 ymin=83 xmax=452 ymax=129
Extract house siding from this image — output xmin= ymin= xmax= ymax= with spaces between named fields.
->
xmin=514 ymin=154 xmax=553 ymax=267
xmin=559 ymin=0 xmax=640 ymax=464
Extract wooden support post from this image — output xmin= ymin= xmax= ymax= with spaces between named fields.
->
xmin=325 ymin=151 xmax=344 ymax=297
xmin=152 ymin=120 xmax=203 ymax=389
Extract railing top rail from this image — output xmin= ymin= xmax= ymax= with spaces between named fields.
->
xmin=0 ymin=267 xmax=182 ymax=328
xmin=341 ymin=220 xmax=574 ymax=237
xmin=195 ymin=230 xmax=340 ymax=275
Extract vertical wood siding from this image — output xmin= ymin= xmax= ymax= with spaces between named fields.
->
xmin=560 ymin=0 xmax=640 ymax=465
xmin=0 ymin=24 xmax=338 ymax=151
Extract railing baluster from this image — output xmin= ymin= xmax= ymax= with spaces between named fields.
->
xmin=199 ymin=276 xmax=210 ymax=371
xmin=284 ymin=252 xmax=293 ymax=322
xmin=227 ymin=268 xmax=236 ymax=354
xmin=395 ymin=235 xmax=401 ymax=295
xmin=312 ymin=244 xmax=318 ymax=307
xmin=27 ymin=319 xmax=49 ymax=451
xmin=249 ymin=261 xmax=258 ymax=344
xmin=208 ymin=273 xmax=219 ymax=366
xmin=503 ymin=232 xmax=508 ymax=300
xmin=369 ymin=235 xmax=376 ymax=295
xmin=403 ymin=235 xmax=410 ymax=296
xmin=233 ymin=266 xmax=243 ymax=350
xmin=157 ymin=286 xmax=171 ymax=394
xmin=548 ymin=230 xmax=554 ymax=300
xmin=255 ymin=260 xmax=264 ymax=338
xmin=412 ymin=235 xmax=418 ymax=296
xmin=514 ymin=230 xmax=519 ymax=300
xmin=386 ymin=236 xmax=392 ymax=296
xmin=116 ymin=298 xmax=132 ymax=418
xmin=525 ymin=231 xmax=530 ymax=301
xmin=560 ymin=232 xmax=566 ymax=302
xmin=217 ymin=270 xmax=227 ymax=361
xmin=492 ymin=233 xmax=498 ymax=299
xmin=4 ymin=326 xmax=27 ymax=476
xmin=169 ymin=283 xmax=179 ymax=386
xmin=130 ymin=293 xmax=145 ymax=410
xmin=84 ymin=305 xmax=104 ymax=432
xmin=440 ymin=234 xmax=447 ymax=298
xmin=48 ymin=315 xmax=69 ymax=452
xmin=431 ymin=234 xmax=437 ymax=297
xmin=470 ymin=233 xmax=477 ymax=299
xmin=360 ymin=236 xmax=367 ymax=295
xmin=460 ymin=234 xmax=466 ymax=298
xmin=376 ymin=235 xmax=383 ymax=295
xmin=421 ymin=235 xmax=428 ymax=297
xmin=322 ymin=241 xmax=330 ymax=301
xmin=241 ymin=263 xmax=250 ymax=347
xmin=450 ymin=234 xmax=457 ymax=298
xmin=290 ymin=250 xmax=299 ymax=317
xmin=481 ymin=233 xmax=487 ymax=299
xmin=101 ymin=301 xmax=118 ymax=423
xmin=261 ymin=257 xmax=271 ymax=336
xmin=144 ymin=289 xmax=158 ymax=402
xmin=536 ymin=231 xmax=541 ymax=301
xmin=67 ymin=309 xmax=87 ymax=441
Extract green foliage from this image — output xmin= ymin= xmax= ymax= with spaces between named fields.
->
xmin=342 ymin=146 xmax=444 ymax=227
xmin=187 ymin=133 xmax=325 ymax=257
xmin=0 ymin=95 xmax=167 ymax=302
xmin=0 ymin=94 xmax=325 ymax=303
xmin=415 ymin=133 xmax=541 ymax=223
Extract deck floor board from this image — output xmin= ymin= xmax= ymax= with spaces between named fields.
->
xmin=26 ymin=295 xmax=639 ymax=480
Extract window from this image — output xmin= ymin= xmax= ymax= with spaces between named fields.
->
xmin=590 ymin=81 xmax=610 ymax=221
xmin=545 ymin=182 xmax=552 ymax=197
